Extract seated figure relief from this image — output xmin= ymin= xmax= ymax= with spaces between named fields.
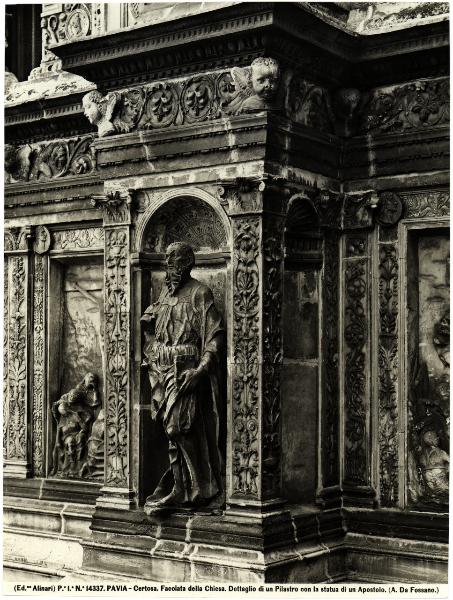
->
xmin=141 ymin=242 xmax=224 ymax=513
xmin=419 ymin=429 xmax=449 ymax=503
xmin=51 ymin=372 xmax=101 ymax=478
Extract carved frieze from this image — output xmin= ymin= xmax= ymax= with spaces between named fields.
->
xmin=262 ymin=217 xmax=284 ymax=497
xmin=32 ymin=255 xmax=46 ymax=476
xmin=231 ymin=218 xmax=260 ymax=497
xmin=360 ymin=78 xmax=449 ymax=134
xmin=5 ymin=137 xmax=95 ymax=184
xmin=378 ymin=243 xmax=399 ymax=506
xmin=287 ymin=77 xmax=335 ymax=134
xmin=52 ymin=228 xmax=105 ymax=252
xmin=402 ymin=190 xmax=450 ymax=219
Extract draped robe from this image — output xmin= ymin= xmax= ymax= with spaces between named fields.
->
xmin=141 ymin=276 xmax=224 ymax=506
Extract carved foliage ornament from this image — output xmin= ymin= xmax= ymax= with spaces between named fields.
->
xmin=32 ymin=255 xmax=45 ymax=476
xmin=403 ymin=190 xmax=450 ymax=219
xmin=5 ymin=137 xmax=95 ymax=184
xmin=232 ymin=218 xmax=260 ymax=497
xmin=360 ymin=78 xmax=449 ymax=134
xmin=92 ymin=190 xmax=132 ymax=225
xmin=104 ymin=228 xmax=129 ymax=486
xmin=262 ymin=217 xmax=284 ymax=496
xmin=52 ymin=228 xmax=104 ymax=252
xmin=378 ymin=244 xmax=399 ymax=506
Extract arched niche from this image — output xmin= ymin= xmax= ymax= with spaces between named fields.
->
xmin=281 ymin=195 xmax=322 ymax=504
xmin=134 ymin=190 xmax=230 ymax=505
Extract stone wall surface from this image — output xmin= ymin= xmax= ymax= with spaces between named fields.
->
xmin=3 ymin=1 xmax=450 ymax=584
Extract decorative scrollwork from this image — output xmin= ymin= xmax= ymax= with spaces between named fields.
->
xmin=52 ymin=228 xmax=104 ymax=252
xmin=32 ymin=255 xmax=45 ymax=476
xmin=378 ymin=244 xmax=399 ymax=506
xmin=403 ymin=190 xmax=450 ymax=219
xmin=232 ymin=218 xmax=260 ymax=496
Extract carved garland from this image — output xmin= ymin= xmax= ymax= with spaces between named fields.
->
xmin=104 ymin=227 xmax=130 ymax=486
xmin=378 ymin=244 xmax=399 ymax=506
xmin=32 ymin=255 xmax=46 ymax=476
xmin=231 ymin=218 xmax=260 ymax=497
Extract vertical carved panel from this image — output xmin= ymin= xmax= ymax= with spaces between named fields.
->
xmin=32 ymin=255 xmax=46 ymax=476
xmin=104 ymin=227 xmax=130 ymax=487
xmin=262 ymin=216 xmax=284 ymax=498
xmin=322 ymin=232 xmax=340 ymax=488
xmin=378 ymin=242 xmax=399 ymax=506
xmin=343 ymin=234 xmax=370 ymax=488
xmin=4 ymin=257 xmax=9 ymax=459
xmin=231 ymin=218 xmax=260 ymax=498
xmin=7 ymin=256 xmax=28 ymax=461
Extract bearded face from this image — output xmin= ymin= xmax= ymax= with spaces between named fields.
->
xmin=165 ymin=245 xmax=194 ymax=295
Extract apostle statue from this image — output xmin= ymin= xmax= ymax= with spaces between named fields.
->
xmin=141 ymin=242 xmax=224 ymax=512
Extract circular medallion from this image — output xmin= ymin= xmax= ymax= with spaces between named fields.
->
xmin=65 ymin=8 xmax=90 ymax=40
xmin=376 ymin=191 xmax=403 ymax=226
xmin=33 ymin=226 xmax=51 ymax=254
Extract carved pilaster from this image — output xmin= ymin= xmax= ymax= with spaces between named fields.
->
xmin=342 ymin=223 xmax=374 ymax=504
xmin=378 ymin=241 xmax=399 ymax=507
xmin=4 ymin=227 xmax=33 ymax=478
xmin=93 ymin=190 xmax=135 ymax=509
xmin=226 ymin=180 xmax=286 ymax=511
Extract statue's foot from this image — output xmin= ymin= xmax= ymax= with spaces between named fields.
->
xmin=144 ymin=490 xmax=182 ymax=514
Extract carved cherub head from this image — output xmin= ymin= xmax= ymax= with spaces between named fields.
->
xmin=82 ymin=91 xmax=104 ymax=125
xmin=250 ymin=57 xmax=280 ymax=100
xmin=165 ymin=242 xmax=195 ymax=294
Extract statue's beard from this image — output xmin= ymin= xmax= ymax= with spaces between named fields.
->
xmin=165 ymin=269 xmax=184 ymax=295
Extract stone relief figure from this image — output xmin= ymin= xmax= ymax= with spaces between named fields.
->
xmin=80 ymin=408 xmax=105 ymax=478
xmin=230 ymin=57 xmax=281 ymax=114
xmin=141 ymin=242 xmax=224 ymax=512
xmin=51 ymin=372 xmax=100 ymax=478
xmin=418 ymin=428 xmax=449 ymax=504
xmin=82 ymin=91 xmax=117 ymax=137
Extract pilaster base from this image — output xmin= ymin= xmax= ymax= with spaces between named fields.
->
xmin=4 ymin=460 xmax=31 ymax=479
xmin=96 ymin=487 xmax=137 ymax=510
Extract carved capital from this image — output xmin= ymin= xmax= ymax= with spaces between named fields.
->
xmin=92 ymin=190 xmax=133 ymax=225
xmin=342 ymin=192 xmax=379 ymax=230
xmin=218 ymin=178 xmax=265 ymax=215
xmin=4 ymin=227 xmax=33 ymax=253
xmin=309 ymin=189 xmax=342 ymax=230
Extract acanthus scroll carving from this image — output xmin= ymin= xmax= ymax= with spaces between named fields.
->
xmin=7 ymin=257 xmax=28 ymax=461
xmin=402 ymin=190 xmax=450 ymax=219
xmin=262 ymin=217 xmax=284 ymax=496
xmin=344 ymin=260 xmax=368 ymax=486
xmin=104 ymin=228 xmax=130 ymax=486
xmin=52 ymin=228 xmax=105 ymax=252
xmin=378 ymin=244 xmax=399 ymax=506
xmin=232 ymin=218 xmax=260 ymax=496
xmin=32 ymin=255 xmax=45 ymax=476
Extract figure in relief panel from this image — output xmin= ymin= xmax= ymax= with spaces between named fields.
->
xmin=141 ymin=242 xmax=224 ymax=512
xmin=51 ymin=372 xmax=100 ymax=478
xmin=419 ymin=429 xmax=449 ymax=502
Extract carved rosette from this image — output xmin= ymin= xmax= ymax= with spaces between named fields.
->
xmin=378 ymin=243 xmax=399 ymax=506
xmin=231 ymin=217 xmax=260 ymax=498
xmin=32 ymin=255 xmax=46 ymax=476
xmin=321 ymin=231 xmax=340 ymax=489
xmin=97 ymin=192 xmax=132 ymax=494
xmin=343 ymin=234 xmax=370 ymax=488
xmin=4 ymin=228 xmax=32 ymax=475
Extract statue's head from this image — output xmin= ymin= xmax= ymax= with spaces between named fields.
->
xmin=82 ymin=91 xmax=104 ymax=125
xmin=83 ymin=372 xmax=98 ymax=390
xmin=250 ymin=58 xmax=280 ymax=100
xmin=422 ymin=429 xmax=440 ymax=448
xmin=165 ymin=242 xmax=195 ymax=294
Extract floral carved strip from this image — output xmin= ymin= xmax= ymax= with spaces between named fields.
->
xmin=322 ymin=232 xmax=341 ymax=488
xmin=378 ymin=244 xmax=399 ymax=506
xmin=262 ymin=217 xmax=284 ymax=498
xmin=32 ymin=255 xmax=46 ymax=476
xmin=104 ymin=227 xmax=129 ymax=486
xmin=344 ymin=259 xmax=368 ymax=486
xmin=231 ymin=218 xmax=260 ymax=497
xmin=3 ymin=258 xmax=9 ymax=458
xmin=7 ymin=257 xmax=28 ymax=460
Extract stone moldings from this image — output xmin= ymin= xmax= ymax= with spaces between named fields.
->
xmin=231 ymin=218 xmax=260 ymax=497
xmin=378 ymin=243 xmax=399 ymax=507
xmin=360 ymin=78 xmax=449 ymax=134
xmin=5 ymin=137 xmax=95 ymax=183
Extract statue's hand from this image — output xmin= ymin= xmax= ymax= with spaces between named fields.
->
xmin=177 ymin=368 xmax=203 ymax=397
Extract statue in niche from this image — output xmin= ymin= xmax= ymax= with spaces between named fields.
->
xmin=51 ymin=373 xmax=100 ymax=478
xmin=141 ymin=242 xmax=224 ymax=512
xmin=230 ymin=57 xmax=281 ymax=114
xmin=418 ymin=428 xmax=449 ymax=504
